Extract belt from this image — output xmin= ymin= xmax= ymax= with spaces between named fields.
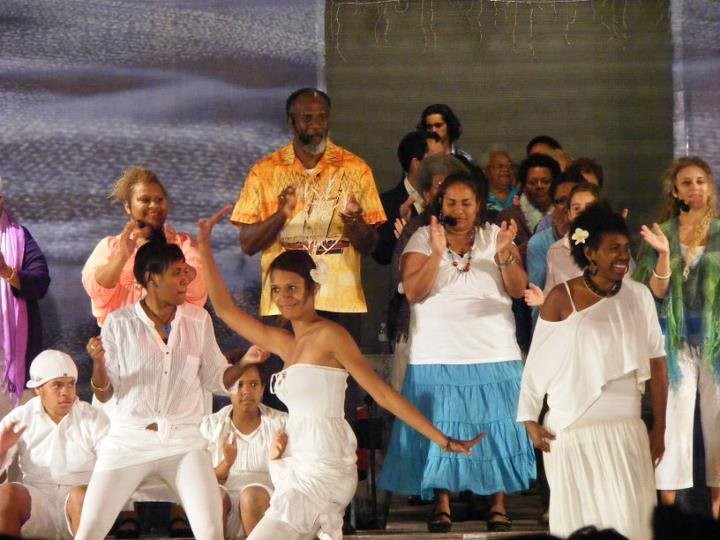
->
xmin=281 ymin=239 xmax=350 ymax=255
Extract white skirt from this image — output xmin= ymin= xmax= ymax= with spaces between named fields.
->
xmin=544 ymin=415 xmax=655 ymax=540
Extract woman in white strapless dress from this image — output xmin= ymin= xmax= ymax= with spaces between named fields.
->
xmin=197 ymin=207 xmax=483 ymax=540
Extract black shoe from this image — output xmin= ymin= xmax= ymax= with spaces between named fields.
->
xmin=427 ymin=511 xmax=452 ymax=533
xmin=168 ymin=516 xmax=194 ymax=538
xmin=114 ymin=517 xmax=141 ymax=539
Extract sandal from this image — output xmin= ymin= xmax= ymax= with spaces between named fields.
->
xmin=114 ymin=516 xmax=141 ymax=539
xmin=487 ymin=510 xmax=512 ymax=532
xmin=427 ymin=511 xmax=452 ymax=533
xmin=168 ymin=516 xmax=194 ymax=538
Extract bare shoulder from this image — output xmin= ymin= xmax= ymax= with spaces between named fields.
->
xmin=540 ymin=282 xmax=574 ymax=322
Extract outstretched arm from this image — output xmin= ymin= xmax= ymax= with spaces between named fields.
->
xmin=197 ymin=206 xmax=293 ymax=358
xmin=330 ymin=326 xmax=483 ymax=454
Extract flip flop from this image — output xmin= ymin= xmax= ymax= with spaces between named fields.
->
xmin=427 ymin=510 xmax=452 ymax=533
xmin=487 ymin=510 xmax=512 ymax=532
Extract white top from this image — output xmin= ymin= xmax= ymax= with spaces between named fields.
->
xmin=0 ymin=397 xmax=109 ymax=487
xmin=403 ymin=224 xmax=521 ymax=364
xmin=200 ymin=403 xmax=287 ymax=492
xmin=544 ymin=235 xmax=579 ymax=295
xmin=517 ymin=279 xmax=665 ymax=431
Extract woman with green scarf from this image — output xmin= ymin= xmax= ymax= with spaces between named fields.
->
xmin=634 ymin=156 xmax=720 ymax=518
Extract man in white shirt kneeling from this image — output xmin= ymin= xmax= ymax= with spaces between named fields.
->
xmin=0 ymin=350 xmax=108 ymax=538
xmin=200 ymin=348 xmax=287 ymax=539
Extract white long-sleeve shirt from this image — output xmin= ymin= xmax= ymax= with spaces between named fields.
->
xmin=0 ymin=397 xmax=109 ymax=487
xmin=101 ymin=302 xmax=232 ymax=430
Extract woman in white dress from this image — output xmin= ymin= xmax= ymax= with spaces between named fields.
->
xmin=517 ymin=202 xmax=668 ymax=540
xmin=196 ymin=206 xmax=483 ymax=540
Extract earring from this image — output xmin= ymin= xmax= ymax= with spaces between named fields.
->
xmin=588 ymin=260 xmax=598 ymax=275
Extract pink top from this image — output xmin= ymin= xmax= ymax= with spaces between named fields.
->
xmin=81 ymin=226 xmax=207 ymax=326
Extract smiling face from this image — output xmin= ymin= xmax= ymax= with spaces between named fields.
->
xmin=35 ymin=377 xmax=76 ymax=422
xmin=585 ymin=232 xmax=631 ymax=282
xmin=441 ymin=182 xmax=480 ymax=234
xmin=230 ymin=366 xmax=265 ymax=414
xmin=270 ymin=268 xmax=317 ymax=319
xmin=124 ymin=181 xmax=168 ymax=231
xmin=674 ymin=164 xmax=712 ymax=211
xmin=149 ymin=259 xmax=190 ymax=306
xmin=289 ymin=94 xmax=329 ymax=156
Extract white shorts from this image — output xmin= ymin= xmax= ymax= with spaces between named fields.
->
xmin=20 ymin=483 xmax=74 ymax=540
xmin=221 ymin=483 xmax=273 ymax=539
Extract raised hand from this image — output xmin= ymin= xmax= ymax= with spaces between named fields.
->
xmin=86 ymin=336 xmax=105 ymax=366
xmin=639 ymin=223 xmax=670 ymax=255
xmin=524 ymin=283 xmax=545 ymax=307
xmin=0 ymin=420 xmax=26 ymax=456
xmin=524 ymin=421 xmax=556 ymax=453
xmin=399 ymin=195 xmax=416 ymax=224
xmin=278 ymin=186 xmax=297 ymax=218
xmin=445 ymin=432 xmax=485 ymax=455
xmin=496 ymin=219 xmax=518 ymax=255
xmin=428 ymin=215 xmax=447 ymax=256
xmin=197 ymin=204 xmax=233 ymax=247
xmin=221 ymin=432 xmax=238 ymax=466
xmin=241 ymin=345 xmax=270 ymax=366
xmin=269 ymin=431 xmax=288 ymax=460
xmin=117 ymin=221 xmax=141 ymax=258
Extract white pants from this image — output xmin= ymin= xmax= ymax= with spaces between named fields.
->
xmin=74 ymin=450 xmax=223 ymax=540
xmin=247 ymin=516 xmax=316 ymax=540
xmin=655 ymin=345 xmax=720 ymax=490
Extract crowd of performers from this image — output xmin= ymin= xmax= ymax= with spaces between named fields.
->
xmin=0 ymin=87 xmax=718 ymax=540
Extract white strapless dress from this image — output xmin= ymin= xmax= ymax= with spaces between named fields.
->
xmin=265 ymin=364 xmax=357 ymax=540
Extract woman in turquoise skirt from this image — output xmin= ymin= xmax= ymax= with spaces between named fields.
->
xmin=379 ymin=172 xmax=536 ymax=533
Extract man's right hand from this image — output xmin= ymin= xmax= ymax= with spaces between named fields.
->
xmin=0 ymin=421 xmax=26 ymax=456
xmin=278 ymin=186 xmax=297 ymax=218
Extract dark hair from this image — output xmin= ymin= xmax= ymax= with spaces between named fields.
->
xmin=268 ymin=250 xmax=317 ymax=291
xmin=416 ymin=104 xmax=462 ymax=143
xmin=428 ymin=172 xmax=486 ymax=223
xmin=133 ymin=236 xmax=185 ymax=287
xmin=569 ymin=201 xmax=629 ymax=269
xmin=526 ymin=135 xmax=562 ymax=155
xmin=225 ymin=349 xmax=268 ymax=386
xmin=517 ymin=153 xmax=561 ymax=187
xmin=397 ymin=130 xmax=441 ymax=173
xmin=564 ymin=157 xmax=605 ymax=188
xmin=549 ymin=172 xmax=582 ymax=202
xmin=568 ymin=182 xmax=602 ymax=208
xmin=285 ymin=88 xmax=331 ymax=119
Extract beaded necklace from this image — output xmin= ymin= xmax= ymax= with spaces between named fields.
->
xmin=582 ymin=269 xmax=621 ymax=298
xmin=446 ymin=229 xmax=475 ymax=273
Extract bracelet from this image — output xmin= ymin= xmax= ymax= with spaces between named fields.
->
xmin=497 ymin=254 xmax=515 ymax=268
xmin=90 ymin=378 xmax=111 ymax=392
xmin=652 ymin=269 xmax=671 ymax=280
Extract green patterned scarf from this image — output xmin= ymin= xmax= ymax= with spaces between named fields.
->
xmin=633 ymin=217 xmax=720 ymax=388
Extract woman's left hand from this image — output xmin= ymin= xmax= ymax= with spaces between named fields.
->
xmin=197 ymin=205 xmax=233 ymax=246
xmin=639 ymin=223 xmax=670 ymax=255
xmin=496 ymin=219 xmax=517 ymax=255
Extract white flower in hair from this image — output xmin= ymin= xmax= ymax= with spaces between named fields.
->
xmin=571 ymin=227 xmax=589 ymax=245
xmin=309 ymin=259 xmax=329 ymax=285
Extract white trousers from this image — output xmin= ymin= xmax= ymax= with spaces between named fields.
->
xmin=655 ymin=345 xmax=720 ymax=490
xmin=74 ymin=450 xmax=223 ymax=540
xmin=247 ymin=516 xmax=316 ymax=540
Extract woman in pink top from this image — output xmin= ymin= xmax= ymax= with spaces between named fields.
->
xmin=82 ymin=167 xmax=206 ymax=327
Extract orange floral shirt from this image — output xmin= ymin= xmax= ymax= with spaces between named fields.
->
xmin=231 ymin=140 xmax=386 ymax=315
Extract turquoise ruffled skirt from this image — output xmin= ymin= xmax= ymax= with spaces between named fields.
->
xmin=378 ymin=361 xmax=536 ymax=500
